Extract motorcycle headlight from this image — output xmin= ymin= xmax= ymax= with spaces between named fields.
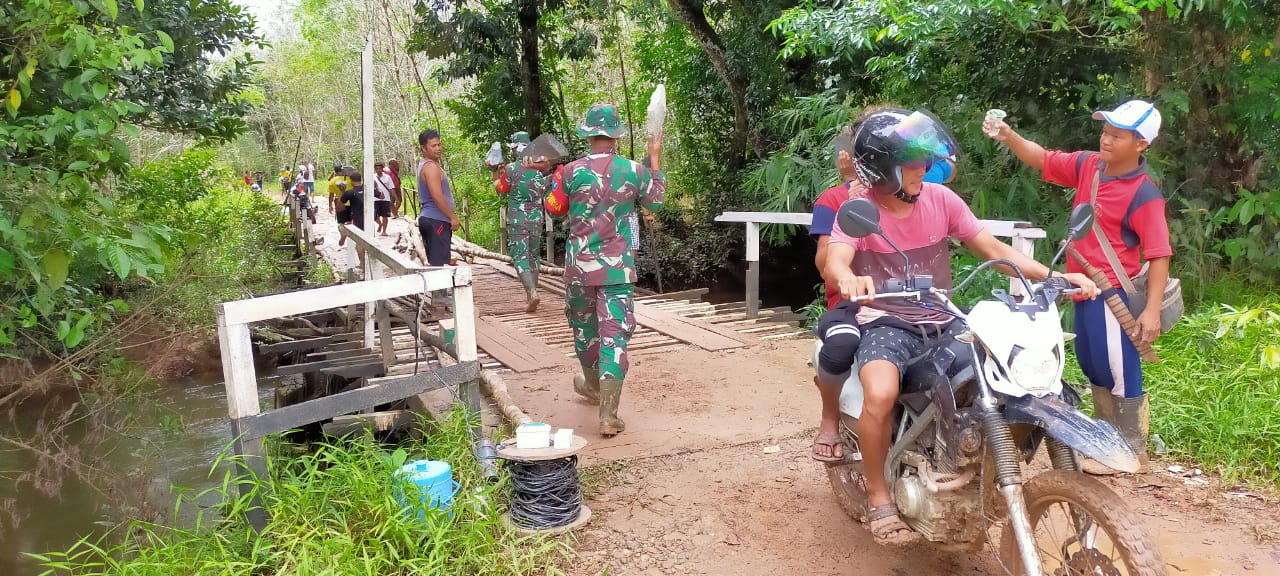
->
xmin=1007 ymin=345 xmax=1060 ymax=393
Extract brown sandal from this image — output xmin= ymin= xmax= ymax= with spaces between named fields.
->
xmin=811 ymin=431 xmax=844 ymax=462
xmin=867 ymin=503 xmax=918 ymax=546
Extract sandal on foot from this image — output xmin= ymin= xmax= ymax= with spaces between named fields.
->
xmin=867 ymin=503 xmax=918 ymax=546
xmin=811 ymin=431 xmax=844 ymax=462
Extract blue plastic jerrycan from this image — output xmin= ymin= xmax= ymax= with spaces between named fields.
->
xmin=395 ymin=459 xmax=461 ymax=520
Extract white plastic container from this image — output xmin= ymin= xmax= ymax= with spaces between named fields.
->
xmin=553 ymin=428 xmax=574 ymax=449
xmin=515 ymin=422 xmax=552 ymax=449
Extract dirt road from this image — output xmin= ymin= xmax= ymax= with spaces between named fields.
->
xmin=300 ymin=194 xmax=1280 ymax=575
xmin=502 ymin=340 xmax=1280 ymax=576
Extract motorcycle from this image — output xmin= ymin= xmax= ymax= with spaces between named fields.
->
xmin=821 ymin=198 xmax=1165 ymax=575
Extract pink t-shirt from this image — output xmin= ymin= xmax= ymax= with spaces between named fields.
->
xmin=829 ymin=182 xmax=983 ymax=325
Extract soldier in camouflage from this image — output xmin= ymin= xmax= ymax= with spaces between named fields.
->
xmin=543 ymin=103 xmax=665 ymax=436
xmin=493 ymin=131 xmax=547 ymax=312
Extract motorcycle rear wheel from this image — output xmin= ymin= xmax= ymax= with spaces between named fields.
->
xmin=999 ymin=469 xmax=1165 ymax=576
xmin=825 ymin=414 xmax=868 ymax=523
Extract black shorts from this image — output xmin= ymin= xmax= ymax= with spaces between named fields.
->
xmin=336 ymin=208 xmax=351 ymax=224
xmin=375 ymin=200 xmax=392 ymax=218
xmin=419 ymin=216 xmax=452 ymax=266
xmin=856 ymin=320 xmax=964 ymax=377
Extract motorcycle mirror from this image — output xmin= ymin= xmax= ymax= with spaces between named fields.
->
xmin=1067 ymin=204 xmax=1095 ymax=241
xmin=1049 ymin=204 xmax=1098 ymax=271
xmin=836 ymin=198 xmax=882 ymax=239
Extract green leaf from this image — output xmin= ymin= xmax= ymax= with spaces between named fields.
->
xmin=42 ymin=248 xmax=70 ymax=289
xmin=107 ymin=244 xmax=131 ymax=280
xmin=102 ymin=0 xmax=119 ymax=20
xmin=6 ymin=88 xmax=20 ymax=112
xmin=134 ymin=0 xmax=144 ymax=12
xmin=157 ymin=31 xmax=174 ymax=53
xmin=68 ymin=161 xmax=90 ymax=172
xmin=0 ymin=247 xmax=13 ymax=276
xmin=94 ymin=149 xmax=111 ymax=162
xmin=92 ymin=83 xmax=109 ymax=100
xmin=120 ymin=123 xmax=141 ymax=138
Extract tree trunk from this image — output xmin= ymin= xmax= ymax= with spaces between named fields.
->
xmin=517 ymin=0 xmax=544 ymax=137
xmin=667 ymin=0 xmax=764 ymax=169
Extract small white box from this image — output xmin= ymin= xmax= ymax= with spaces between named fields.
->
xmin=515 ymin=422 xmax=551 ymax=449
xmin=553 ymin=428 xmax=574 ymax=449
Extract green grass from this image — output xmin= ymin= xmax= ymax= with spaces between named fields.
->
xmin=1143 ymin=299 xmax=1280 ymax=486
xmin=32 ymin=410 xmax=569 ymax=575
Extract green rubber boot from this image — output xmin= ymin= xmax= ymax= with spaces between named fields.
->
xmin=1115 ymin=394 xmax=1150 ymax=469
xmin=573 ymin=368 xmax=600 ymax=404
xmin=518 ymin=270 xmax=540 ymax=312
xmin=1082 ymin=386 xmax=1122 ymax=475
xmin=599 ymin=378 xmax=626 ymax=436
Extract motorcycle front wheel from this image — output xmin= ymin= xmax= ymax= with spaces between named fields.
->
xmin=999 ymin=469 xmax=1166 ymax=576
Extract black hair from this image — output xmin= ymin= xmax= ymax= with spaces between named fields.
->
xmin=418 ymin=129 xmax=441 ymax=146
xmin=348 ymin=171 xmax=363 ymax=183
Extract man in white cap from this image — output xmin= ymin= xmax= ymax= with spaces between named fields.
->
xmin=985 ymin=100 xmax=1172 ymax=474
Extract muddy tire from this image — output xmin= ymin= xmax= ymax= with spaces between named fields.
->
xmin=1000 ymin=469 xmax=1166 ymax=576
xmin=825 ymin=414 xmax=868 ymax=523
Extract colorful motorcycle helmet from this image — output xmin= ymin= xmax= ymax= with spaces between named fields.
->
xmin=853 ymin=109 xmax=959 ymax=202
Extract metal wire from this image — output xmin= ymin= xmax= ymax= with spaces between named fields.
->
xmin=507 ymin=456 xmax=583 ymax=530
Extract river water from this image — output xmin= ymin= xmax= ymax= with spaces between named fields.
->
xmin=0 ymin=377 xmax=259 ymax=575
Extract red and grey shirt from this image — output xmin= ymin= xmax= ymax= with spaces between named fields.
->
xmin=1042 ymin=151 xmax=1172 ymax=288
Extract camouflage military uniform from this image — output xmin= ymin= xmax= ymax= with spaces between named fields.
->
xmin=548 ymin=153 xmax=665 ymax=379
xmin=496 ymin=162 xmax=546 ymax=273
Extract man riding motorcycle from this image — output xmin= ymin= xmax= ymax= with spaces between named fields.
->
xmin=817 ymin=108 xmax=1099 ymax=546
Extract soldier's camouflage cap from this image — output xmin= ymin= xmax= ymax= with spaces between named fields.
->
xmin=576 ymin=103 xmax=627 ymax=139
xmin=509 ymin=131 xmax=531 ymax=145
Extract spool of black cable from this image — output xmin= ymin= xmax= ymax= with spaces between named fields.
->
xmin=497 ymin=434 xmax=592 ymax=534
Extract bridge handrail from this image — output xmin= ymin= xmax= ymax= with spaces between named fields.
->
xmin=714 ymin=211 xmax=1045 ymax=317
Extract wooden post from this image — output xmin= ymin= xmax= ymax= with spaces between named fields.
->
xmin=451 ymin=266 xmax=481 ymax=419
xmin=216 ymin=306 xmax=268 ymax=532
xmin=1010 ymin=234 xmax=1035 ymax=297
xmin=364 ymin=253 xmax=377 ymax=348
xmin=745 ymin=222 xmax=760 ymax=319
xmin=462 ymin=197 xmax=470 ymax=242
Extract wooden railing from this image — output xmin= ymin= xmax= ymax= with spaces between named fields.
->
xmin=219 ymin=200 xmax=480 ymax=531
xmin=714 ymin=211 xmax=1046 ymax=318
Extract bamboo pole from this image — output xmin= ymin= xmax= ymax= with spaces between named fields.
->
xmin=479 ymin=371 xmax=533 ymax=426
xmin=1065 ymin=244 xmax=1159 ymax=362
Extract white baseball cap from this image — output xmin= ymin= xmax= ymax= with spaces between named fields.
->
xmin=1092 ymin=100 xmax=1161 ymax=142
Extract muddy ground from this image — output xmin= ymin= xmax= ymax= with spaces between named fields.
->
xmin=502 ymin=340 xmax=1280 ymax=576
xmin=301 ymin=196 xmax=1279 ymax=575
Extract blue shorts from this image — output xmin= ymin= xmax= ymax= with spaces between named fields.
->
xmin=1073 ymin=294 xmax=1144 ymax=398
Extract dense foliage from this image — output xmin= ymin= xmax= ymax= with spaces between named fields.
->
xmin=0 ymin=0 xmax=263 ymax=355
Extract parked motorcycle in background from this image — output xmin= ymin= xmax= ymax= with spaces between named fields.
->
xmin=821 ymin=199 xmax=1166 ymax=575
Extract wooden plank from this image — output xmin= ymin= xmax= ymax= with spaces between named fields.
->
xmin=631 ymin=301 xmax=747 ymax=351
xmin=275 ymin=354 xmax=382 ymax=375
xmin=221 ymin=269 xmax=459 ymax=325
xmin=715 ymin=211 xmax=1046 ymax=239
xmin=237 ymin=361 xmax=479 ymax=439
xmin=321 ymin=362 xmax=386 ymax=379
xmin=257 ymin=332 xmax=361 ymax=355
xmin=474 ymin=315 xmax=566 ymax=372
xmin=305 ymin=347 xmax=376 ymax=361
xmin=635 ymin=288 xmax=708 ymax=302
xmin=322 ymin=410 xmax=418 ymax=436
xmin=715 ymin=211 xmax=814 ymax=225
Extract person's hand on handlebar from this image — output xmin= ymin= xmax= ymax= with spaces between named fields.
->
xmin=1060 ymin=272 xmax=1099 ymax=300
xmin=837 ymin=273 xmax=877 ymax=302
